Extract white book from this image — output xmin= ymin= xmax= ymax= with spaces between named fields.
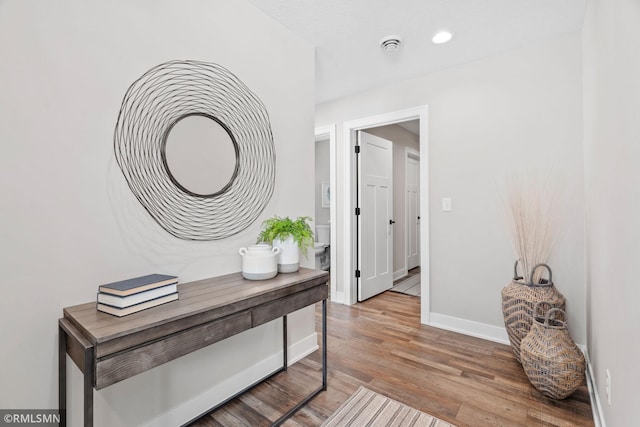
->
xmin=97 ymin=293 xmax=179 ymax=317
xmin=97 ymin=283 xmax=178 ymax=308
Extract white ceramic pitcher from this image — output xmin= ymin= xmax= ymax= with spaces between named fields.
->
xmin=239 ymin=244 xmax=280 ymax=280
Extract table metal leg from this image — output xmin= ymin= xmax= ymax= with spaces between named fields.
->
xmin=59 ymin=325 xmax=67 ymax=427
xmin=283 ymin=315 xmax=288 ymax=371
xmin=272 ymin=297 xmax=328 ymax=427
xmin=59 ymin=319 xmax=94 ymax=426
xmin=83 ymin=346 xmax=94 ymax=427
xmin=322 ymin=298 xmax=327 ymax=390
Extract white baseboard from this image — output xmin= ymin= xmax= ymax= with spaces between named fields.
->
xmin=145 ymin=332 xmax=318 ymax=427
xmin=428 ymin=312 xmax=510 ymax=345
xmin=581 ymin=346 xmax=607 ymax=427
xmin=393 ymin=268 xmax=407 ymax=281
xmin=287 ymin=332 xmax=319 ymax=365
xmin=332 ymin=290 xmax=345 ymax=304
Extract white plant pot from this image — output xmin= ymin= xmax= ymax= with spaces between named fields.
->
xmin=273 ymin=236 xmax=300 ymax=273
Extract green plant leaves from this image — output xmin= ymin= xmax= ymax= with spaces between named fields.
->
xmin=257 ymin=215 xmax=314 ymax=256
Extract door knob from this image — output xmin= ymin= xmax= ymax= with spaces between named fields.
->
xmin=389 ymin=219 xmax=396 ymax=225
xmin=418 ymin=216 xmax=421 ymax=220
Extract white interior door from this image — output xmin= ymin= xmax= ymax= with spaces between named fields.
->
xmin=406 ymin=151 xmax=420 ymax=270
xmin=358 ymin=131 xmax=393 ymax=301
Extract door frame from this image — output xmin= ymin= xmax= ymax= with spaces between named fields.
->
xmin=405 ymin=147 xmax=420 ymax=273
xmin=314 ymin=124 xmax=338 ymax=302
xmin=342 ymin=105 xmax=431 ymax=324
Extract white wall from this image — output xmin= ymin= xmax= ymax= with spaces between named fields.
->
xmin=582 ymin=0 xmax=640 ymax=425
xmin=316 ymin=33 xmax=586 ymax=344
xmin=365 ymin=124 xmax=420 ymax=278
xmin=0 ymin=1 xmax=315 ymax=425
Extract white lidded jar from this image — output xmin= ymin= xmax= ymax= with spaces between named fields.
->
xmin=239 ymin=244 xmax=280 ymax=280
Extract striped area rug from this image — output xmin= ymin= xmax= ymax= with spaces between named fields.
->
xmin=321 ymin=386 xmax=455 ymax=427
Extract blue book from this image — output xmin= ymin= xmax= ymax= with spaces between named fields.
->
xmin=99 ymin=274 xmax=178 ymax=297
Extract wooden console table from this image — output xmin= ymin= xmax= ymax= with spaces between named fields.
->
xmin=59 ymin=268 xmax=329 ymax=426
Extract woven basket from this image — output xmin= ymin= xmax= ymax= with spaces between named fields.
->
xmin=501 ymin=262 xmax=566 ymax=363
xmin=520 ymin=303 xmax=585 ymax=399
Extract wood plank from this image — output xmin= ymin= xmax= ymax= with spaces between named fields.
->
xmin=251 ymin=285 xmax=327 ymax=327
xmin=456 ymin=402 xmax=526 ymax=427
xmin=527 ymin=406 xmax=594 ymax=427
xmin=95 ymin=311 xmax=251 ymax=389
xmin=64 ymin=269 xmax=327 ymax=335
xmin=62 ymin=269 xmax=328 ymax=358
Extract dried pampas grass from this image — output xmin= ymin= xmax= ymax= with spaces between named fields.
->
xmin=504 ymin=172 xmax=558 ymax=284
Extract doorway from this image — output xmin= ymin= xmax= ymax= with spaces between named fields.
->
xmin=341 ymin=106 xmax=430 ymax=324
xmin=314 ymin=125 xmax=338 ymax=302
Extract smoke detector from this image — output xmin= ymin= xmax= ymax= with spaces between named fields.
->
xmin=379 ymin=35 xmax=403 ymax=52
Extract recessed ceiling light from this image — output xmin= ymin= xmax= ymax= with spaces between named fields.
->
xmin=379 ymin=35 xmax=403 ymax=52
xmin=432 ymin=31 xmax=453 ymax=44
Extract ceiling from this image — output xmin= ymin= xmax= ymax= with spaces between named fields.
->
xmin=247 ymin=0 xmax=586 ymax=104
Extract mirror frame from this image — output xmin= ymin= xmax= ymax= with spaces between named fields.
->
xmin=114 ymin=60 xmax=275 ymax=241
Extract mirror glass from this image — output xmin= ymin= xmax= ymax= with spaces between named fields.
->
xmin=164 ymin=114 xmax=238 ymax=197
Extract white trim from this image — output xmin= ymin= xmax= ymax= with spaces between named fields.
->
xmin=315 ymin=125 xmax=339 ymax=303
xmin=581 ymin=346 xmax=607 ymax=427
xmin=404 ymin=147 xmax=420 ymax=273
xmin=144 ymin=332 xmax=318 ymax=427
xmin=342 ymin=106 xmax=429 ymax=316
xmin=418 ymin=115 xmax=429 ymax=324
xmin=393 ymin=268 xmax=407 ymax=281
xmin=287 ymin=332 xmax=319 ymax=365
xmin=428 ymin=312 xmax=510 ymax=344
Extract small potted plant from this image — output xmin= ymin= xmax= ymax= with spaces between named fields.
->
xmin=257 ymin=216 xmax=314 ymax=273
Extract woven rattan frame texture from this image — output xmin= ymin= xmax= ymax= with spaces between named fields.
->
xmin=501 ymin=262 xmax=566 ymax=363
xmin=114 ymin=60 xmax=275 ymax=240
xmin=520 ymin=306 xmax=585 ymax=399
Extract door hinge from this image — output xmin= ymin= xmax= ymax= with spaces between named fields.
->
xmin=355 ymin=207 xmax=360 ymax=215
xmin=355 ymin=269 xmax=361 ymax=278
xmin=354 ymin=145 xmax=360 ymax=154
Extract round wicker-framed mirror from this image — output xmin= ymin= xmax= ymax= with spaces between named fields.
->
xmin=114 ymin=60 xmax=275 ymax=240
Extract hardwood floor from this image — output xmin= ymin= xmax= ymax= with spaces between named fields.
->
xmin=190 ymin=291 xmax=594 ymax=426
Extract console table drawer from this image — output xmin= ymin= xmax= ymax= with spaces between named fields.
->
xmin=251 ymin=284 xmax=327 ymax=327
xmin=95 ymin=311 xmax=251 ymax=389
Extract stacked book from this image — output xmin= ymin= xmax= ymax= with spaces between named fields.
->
xmin=97 ymin=274 xmax=179 ymax=317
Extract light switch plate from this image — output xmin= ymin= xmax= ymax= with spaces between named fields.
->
xmin=442 ymin=197 xmax=452 ymax=212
